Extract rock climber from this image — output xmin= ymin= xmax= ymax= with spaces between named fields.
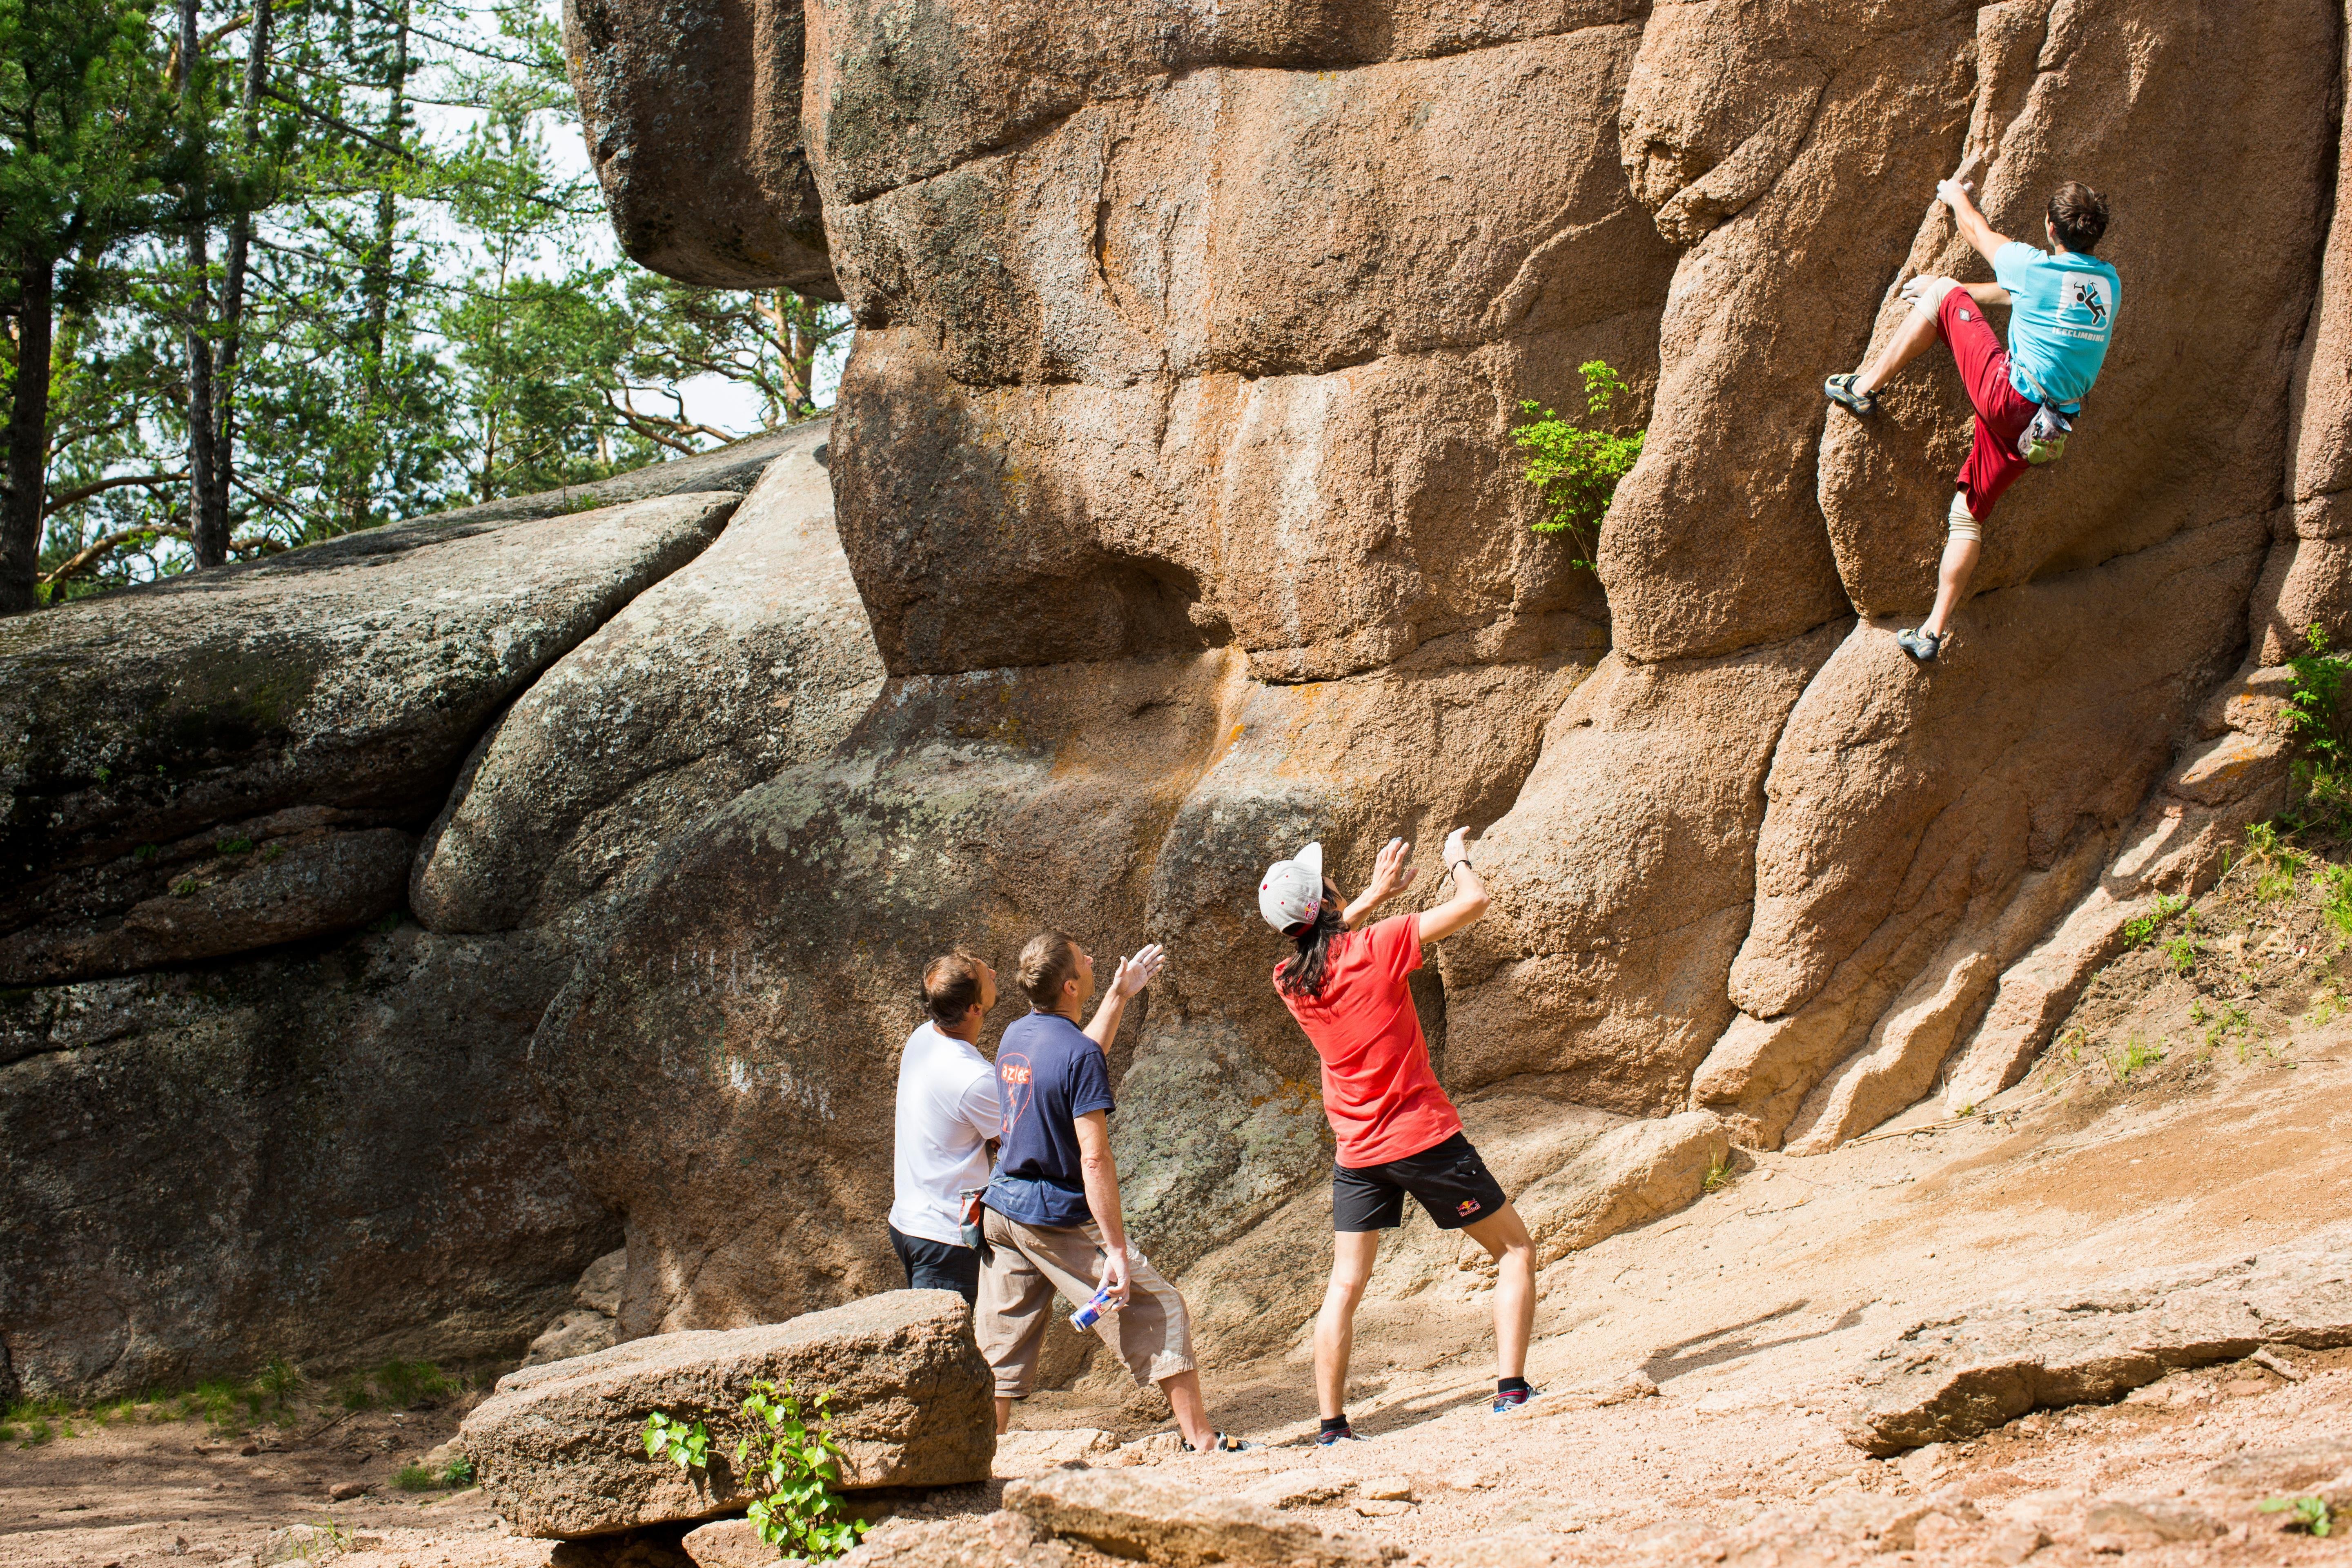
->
xmin=974 ymin=930 xmax=1255 ymax=1453
xmin=1824 ymin=177 xmax=2120 ymax=662
xmin=886 ymin=951 xmax=1004 ymax=1304
xmin=1258 ymin=830 xmax=1540 ymax=1443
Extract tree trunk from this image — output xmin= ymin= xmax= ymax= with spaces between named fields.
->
xmin=211 ymin=0 xmax=272 ymax=535
xmin=343 ymin=0 xmax=408 ymax=532
xmin=182 ymin=0 xmax=228 ymax=568
xmin=0 ymin=256 xmax=56 ymax=614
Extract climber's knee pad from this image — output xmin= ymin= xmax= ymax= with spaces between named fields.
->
xmin=1946 ymin=491 xmax=1982 ymax=545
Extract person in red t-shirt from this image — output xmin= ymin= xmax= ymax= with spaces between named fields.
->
xmin=1259 ymin=827 xmax=1539 ymax=1441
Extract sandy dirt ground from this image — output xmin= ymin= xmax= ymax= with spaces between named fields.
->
xmin=9 ymin=935 xmax=2350 ymax=1568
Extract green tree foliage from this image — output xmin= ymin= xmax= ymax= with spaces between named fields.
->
xmin=1512 ymin=359 xmax=1646 ymax=572
xmin=0 ymin=0 xmax=178 ymax=610
xmin=7 ymin=0 xmax=852 ymax=610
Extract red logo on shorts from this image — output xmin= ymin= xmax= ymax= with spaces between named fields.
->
xmin=1457 ymin=1199 xmax=1481 ymax=1217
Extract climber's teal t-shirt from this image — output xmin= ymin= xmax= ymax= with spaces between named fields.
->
xmin=1993 ymin=240 xmax=2121 ymax=414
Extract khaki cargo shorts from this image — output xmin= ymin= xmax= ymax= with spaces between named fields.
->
xmin=977 ymin=1208 xmax=1196 ymax=1400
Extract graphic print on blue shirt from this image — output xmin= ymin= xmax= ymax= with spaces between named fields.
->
xmin=1991 ymin=239 xmax=2122 ymax=414
xmin=983 ymin=1011 xmax=1116 ymax=1229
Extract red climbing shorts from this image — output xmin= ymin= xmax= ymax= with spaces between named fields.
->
xmin=1939 ymin=286 xmax=2037 ymax=522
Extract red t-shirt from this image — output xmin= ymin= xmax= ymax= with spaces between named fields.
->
xmin=1273 ymin=913 xmax=1463 ymax=1168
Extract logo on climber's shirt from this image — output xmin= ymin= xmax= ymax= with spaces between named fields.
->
xmin=999 ymin=1054 xmax=1034 ymax=1134
xmin=2067 ymin=277 xmax=2109 ymax=329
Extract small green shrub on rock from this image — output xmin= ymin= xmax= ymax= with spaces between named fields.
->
xmin=1512 ymin=360 xmax=1646 ymax=572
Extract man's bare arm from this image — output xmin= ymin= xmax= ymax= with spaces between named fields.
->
xmin=1084 ymin=943 xmax=1164 ymax=1052
xmin=1938 ymin=179 xmax=2013 ymax=269
xmin=1964 ymin=282 xmax=2012 ymax=307
xmin=1074 ymin=1110 xmax=1131 ymax=1301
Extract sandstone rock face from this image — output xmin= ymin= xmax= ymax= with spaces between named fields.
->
xmin=2254 ymin=2 xmax=2352 ymax=664
xmin=0 ymin=927 xmax=615 ymax=1398
xmin=786 ymin=6 xmax=1674 ymax=685
xmin=677 ymin=1518 xmax=772 ymax=1568
xmin=1603 ymin=0 xmax=1977 ymax=661
xmin=421 ymin=420 xmax=822 ymax=528
xmin=413 ymin=423 xmax=882 ymax=940
xmin=463 ymin=1291 xmax=993 ymax=1539
xmin=563 ymin=0 xmax=835 ymax=296
xmin=521 ymin=1248 xmax=630 ymax=1368
xmin=1841 ymin=1229 xmax=2352 ymax=1455
xmin=1443 ymin=626 xmax=1845 ymax=1116
xmin=29 ymin=0 xmax=2352 ymax=1412
xmin=0 ymin=492 xmax=738 ymax=984
xmin=1 ymin=822 xmax=413 ymax=984
xmin=531 ymin=649 xmax=1247 ymax=1333
xmin=1000 ymin=1467 xmax=1394 ymax=1568
xmin=517 ymin=0 xmax=2352 ymax=1377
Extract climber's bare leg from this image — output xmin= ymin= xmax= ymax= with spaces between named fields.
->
xmin=1855 ymin=277 xmax=1960 ymax=396
xmin=1463 ymin=1203 xmax=1536 ymax=1383
xmin=1314 ymin=1229 xmax=1380 ymax=1421
xmin=1921 ymin=535 xmax=1981 ymax=640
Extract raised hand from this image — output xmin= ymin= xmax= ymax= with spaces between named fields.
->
xmin=1935 ymin=177 xmax=1976 ymax=209
xmin=1111 ymin=942 xmax=1165 ymax=998
xmin=1370 ymin=835 xmax=1418 ymax=900
xmin=1443 ymin=825 xmax=1472 ymax=868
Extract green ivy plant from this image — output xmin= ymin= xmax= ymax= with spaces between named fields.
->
xmin=640 ymin=1381 xmax=869 ymax=1561
xmin=736 ymin=1381 xmax=869 ymax=1560
xmin=1512 ymin=360 xmax=1647 ymax=571
xmin=2260 ymin=1495 xmax=2333 ymax=1536
xmin=642 ymin=1410 xmax=709 ymax=1471
xmin=2286 ymin=623 xmax=2348 ymax=768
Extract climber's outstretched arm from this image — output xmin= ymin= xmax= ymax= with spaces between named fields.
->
xmin=1938 ymin=178 xmax=2014 ymax=268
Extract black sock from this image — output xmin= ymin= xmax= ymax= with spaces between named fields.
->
xmin=1319 ymin=1414 xmax=1350 ymax=1434
xmin=1498 ymin=1376 xmax=1530 ymax=1397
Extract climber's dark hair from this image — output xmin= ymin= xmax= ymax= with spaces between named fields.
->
xmin=2048 ymin=181 xmax=2109 ymax=254
xmin=1276 ymin=882 xmax=1348 ymax=1000
xmin=1017 ymin=930 xmax=1082 ymax=1009
xmin=923 ymin=950 xmax=988 ymax=1027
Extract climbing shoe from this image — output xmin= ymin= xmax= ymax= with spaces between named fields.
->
xmin=1185 ymin=1431 xmax=1259 ymax=1454
xmin=1895 ymin=628 xmax=1943 ymax=662
xmin=1824 ymin=373 xmax=1878 ymax=417
xmin=1490 ymin=1385 xmax=1544 ymax=1415
xmin=1314 ymin=1423 xmax=1363 ymax=1446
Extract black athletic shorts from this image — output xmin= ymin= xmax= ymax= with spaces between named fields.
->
xmin=889 ymin=1223 xmax=980 ymax=1304
xmin=1332 ymin=1132 xmax=1509 ymax=1233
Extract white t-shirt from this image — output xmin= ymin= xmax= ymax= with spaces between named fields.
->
xmin=889 ymin=1021 xmax=1003 ymax=1248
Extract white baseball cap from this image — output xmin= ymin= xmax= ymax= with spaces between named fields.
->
xmin=1258 ymin=841 xmax=1325 ymax=933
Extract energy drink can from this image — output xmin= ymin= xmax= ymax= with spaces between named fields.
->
xmin=1070 ymin=1281 xmax=1120 ymax=1332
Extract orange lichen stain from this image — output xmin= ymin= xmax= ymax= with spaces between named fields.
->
xmin=1249 ymin=1077 xmax=1323 ymax=1113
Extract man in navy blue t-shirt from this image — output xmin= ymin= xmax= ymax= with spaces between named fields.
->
xmin=977 ymin=930 xmax=1252 ymax=1454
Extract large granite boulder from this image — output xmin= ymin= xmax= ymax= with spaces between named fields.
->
xmin=0 ymin=492 xmax=739 ymax=984
xmin=530 ymin=650 xmax=1244 ymax=1334
xmin=418 ymin=419 xmax=825 ymax=528
xmin=0 ymin=927 xmax=615 ymax=1398
xmin=1842 ymin=1229 xmax=2352 ymax=1455
xmin=412 ymin=422 xmax=882 ymax=942
xmin=462 ymin=1290 xmax=993 ymax=1539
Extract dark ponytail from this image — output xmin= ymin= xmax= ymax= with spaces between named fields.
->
xmin=1276 ymin=897 xmax=1348 ymax=999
